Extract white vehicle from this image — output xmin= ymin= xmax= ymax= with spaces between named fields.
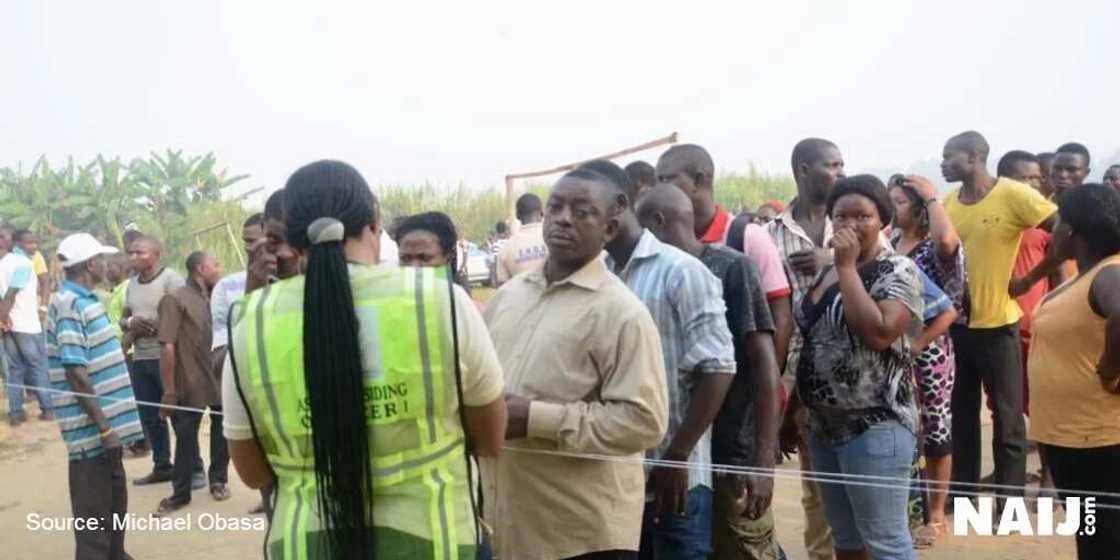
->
xmin=463 ymin=244 xmax=492 ymax=286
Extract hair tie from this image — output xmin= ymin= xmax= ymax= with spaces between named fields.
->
xmin=308 ymin=217 xmax=345 ymax=245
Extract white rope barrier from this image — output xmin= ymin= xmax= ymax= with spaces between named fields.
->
xmin=8 ymin=381 xmax=1120 ymax=510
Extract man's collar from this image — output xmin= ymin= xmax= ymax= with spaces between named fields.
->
xmin=700 ymin=205 xmax=732 ymax=243
xmin=138 ymin=267 xmax=164 ymax=283
xmin=528 ymin=254 xmax=611 ymax=291
xmin=185 ymin=277 xmax=209 ymax=298
xmin=604 ymin=229 xmax=662 ymax=275
xmin=630 ymin=229 xmax=663 ymax=262
xmin=773 ymin=206 xmax=803 ymax=233
xmin=62 ymin=279 xmax=95 ymax=297
xmin=775 ymin=199 xmax=830 ymax=234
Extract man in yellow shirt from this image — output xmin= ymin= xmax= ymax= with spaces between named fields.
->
xmin=940 ymin=130 xmax=1057 ymax=508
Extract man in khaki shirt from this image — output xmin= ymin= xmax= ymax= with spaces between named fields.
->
xmin=496 ymin=193 xmax=550 ymax=285
xmin=484 ymin=167 xmax=669 ymax=560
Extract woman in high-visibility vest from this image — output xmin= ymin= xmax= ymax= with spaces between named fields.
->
xmin=223 ymin=160 xmax=508 ymax=559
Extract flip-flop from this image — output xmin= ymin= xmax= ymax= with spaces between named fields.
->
xmin=210 ymin=484 xmax=232 ymax=501
xmin=913 ymin=522 xmax=944 ymax=549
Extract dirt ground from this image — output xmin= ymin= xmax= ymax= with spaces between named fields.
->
xmin=1 ymin=405 xmax=1076 ymax=560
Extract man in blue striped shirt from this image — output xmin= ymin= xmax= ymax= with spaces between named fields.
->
xmin=48 ymin=233 xmax=144 ymax=560
xmin=583 ymin=160 xmax=737 ymax=560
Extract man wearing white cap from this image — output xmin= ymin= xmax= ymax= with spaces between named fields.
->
xmin=48 ymin=233 xmax=144 ymax=560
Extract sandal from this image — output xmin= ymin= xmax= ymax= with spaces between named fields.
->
xmin=913 ymin=522 xmax=944 ymax=549
xmin=210 ymin=483 xmax=232 ymax=501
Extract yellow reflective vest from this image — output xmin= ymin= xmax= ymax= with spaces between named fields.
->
xmin=230 ymin=265 xmax=475 ymax=559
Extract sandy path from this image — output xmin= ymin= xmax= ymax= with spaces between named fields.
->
xmin=1 ymin=410 xmax=1077 ymax=559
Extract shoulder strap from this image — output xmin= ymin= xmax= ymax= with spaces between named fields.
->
xmin=445 ymin=269 xmax=482 ymax=557
xmin=726 ymin=215 xmax=751 ymax=253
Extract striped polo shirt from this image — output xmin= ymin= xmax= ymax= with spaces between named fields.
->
xmin=47 ymin=280 xmax=144 ymax=461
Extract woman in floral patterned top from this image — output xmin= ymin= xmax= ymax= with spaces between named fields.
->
xmin=888 ymin=173 xmax=968 ymax=548
xmin=793 ymin=175 xmax=923 ymax=560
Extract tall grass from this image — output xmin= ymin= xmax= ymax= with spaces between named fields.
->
xmin=376 ymin=165 xmax=796 ymax=243
xmin=713 ymin=164 xmax=797 ymax=214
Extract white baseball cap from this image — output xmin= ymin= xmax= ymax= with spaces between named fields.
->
xmin=57 ymin=233 xmax=120 ymax=268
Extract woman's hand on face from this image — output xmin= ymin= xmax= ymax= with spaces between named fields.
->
xmin=830 ymin=228 xmax=861 ymax=269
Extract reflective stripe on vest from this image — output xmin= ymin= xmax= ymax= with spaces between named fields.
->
xmin=232 ymin=266 xmax=466 ymax=559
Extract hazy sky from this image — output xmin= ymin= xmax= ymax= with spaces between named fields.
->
xmin=3 ymin=0 xmax=1117 ymax=201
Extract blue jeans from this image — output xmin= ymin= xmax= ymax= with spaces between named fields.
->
xmin=808 ymin=420 xmax=917 ymax=560
xmin=131 ymin=359 xmax=172 ymax=472
xmin=3 ymin=331 xmax=53 ymax=415
xmin=639 ymin=486 xmax=713 ymax=560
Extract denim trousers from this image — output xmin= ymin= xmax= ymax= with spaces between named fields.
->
xmin=808 ymin=420 xmax=917 ymax=560
xmin=3 ymin=331 xmax=53 ymax=415
xmin=130 ymin=359 xmax=172 ymax=472
xmin=639 ymin=486 xmax=714 ymax=560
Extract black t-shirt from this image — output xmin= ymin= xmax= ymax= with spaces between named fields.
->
xmin=699 ymin=244 xmax=776 ymax=465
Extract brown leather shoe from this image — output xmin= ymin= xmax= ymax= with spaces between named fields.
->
xmin=133 ymin=470 xmax=173 ymax=486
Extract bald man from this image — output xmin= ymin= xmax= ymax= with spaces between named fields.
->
xmin=941 ymin=131 xmax=1057 ymax=508
xmin=637 ymin=185 xmax=784 ymax=560
xmin=122 ymin=236 xmax=188 ymax=485
xmin=656 ymin=144 xmax=793 ymax=398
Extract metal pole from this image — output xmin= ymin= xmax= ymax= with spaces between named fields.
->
xmin=225 ymin=222 xmax=246 ymax=269
xmin=502 ymin=132 xmax=679 ymax=232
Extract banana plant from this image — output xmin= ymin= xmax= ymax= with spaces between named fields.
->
xmin=63 ymin=156 xmax=143 ymax=248
xmin=0 ymin=157 xmax=69 ymax=241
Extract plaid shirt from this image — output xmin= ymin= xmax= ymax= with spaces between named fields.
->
xmin=765 ymin=207 xmax=833 ymax=378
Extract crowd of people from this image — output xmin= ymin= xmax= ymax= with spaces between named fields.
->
xmin=1 ymin=130 xmax=1118 ymax=560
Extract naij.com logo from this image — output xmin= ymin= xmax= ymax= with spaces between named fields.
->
xmin=953 ymin=496 xmax=1096 ymax=536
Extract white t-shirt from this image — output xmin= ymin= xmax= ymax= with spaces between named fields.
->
xmin=221 ymin=283 xmax=502 ymax=440
xmin=0 ymin=252 xmax=41 ymax=334
xmin=210 ymin=271 xmax=247 ymax=350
